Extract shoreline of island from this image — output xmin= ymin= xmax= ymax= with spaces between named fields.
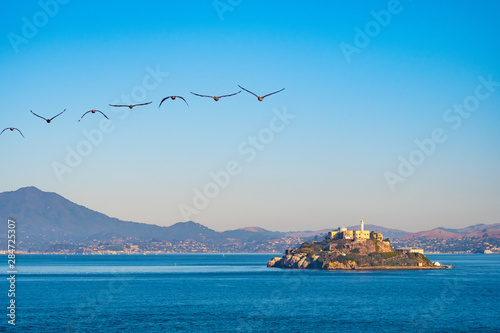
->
xmin=268 ymin=264 xmax=453 ymax=271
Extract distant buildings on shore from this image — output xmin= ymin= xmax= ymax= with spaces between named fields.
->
xmin=394 ymin=247 xmax=424 ymax=254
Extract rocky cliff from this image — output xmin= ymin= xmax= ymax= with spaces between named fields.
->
xmin=268 ymin=238 xmax=437 ymax=270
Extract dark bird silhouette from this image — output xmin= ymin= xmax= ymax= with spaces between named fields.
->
xmin=159 ymin=96 xmax=189 ymax=108
xmin=190 ymin=91 xmax=241 ymax=101
xmin=30 ymin=109 xmax=66 ymax=123
xmin=238 ymin=85 xmax=284 ymax=101
xmin=109 ymin=102 xmax=152 ymax=109
xmin=78 ymin=110 xmax=109 ymax=122
xmin=1 ymin=127 xmax=25 ymax=138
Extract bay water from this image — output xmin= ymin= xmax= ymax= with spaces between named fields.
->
xmin=1 ymin=254 xmax=499 ymax=332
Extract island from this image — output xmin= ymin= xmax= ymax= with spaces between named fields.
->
xmin=268 ymin=220 xmax=453 ymax=270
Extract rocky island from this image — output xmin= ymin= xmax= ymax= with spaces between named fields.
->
xmin=268 ymin=220 xmax=452 ymax=270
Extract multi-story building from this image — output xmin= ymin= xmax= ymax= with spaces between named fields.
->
xmin=328 ymin=219 xmax=383 ymax=241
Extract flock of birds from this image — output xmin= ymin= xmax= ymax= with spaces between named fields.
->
xmin=1 ymin=86 xmax=284 ymax=138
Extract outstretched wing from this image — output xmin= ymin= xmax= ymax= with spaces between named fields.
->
xmin=133 ymin=102 xmax=152 ymax=107
xmin=96 ymin=110 xmax=109 ymax=119
xmin=78 ymin=111 xmax=92 ymax=121
xmin=0 ymin=128 xmax=8 ymax=135
xmin=13 ymin=128 xmax=25 ymax=138
xmin=30 ymin=110 xmax=47 ymax=121
xmin=109 ymin=104 xmax=128 ymax=107
xmin=190 ymin=92 xmax=213 ymax=98
xmin=49 ymin=109 xmax=66 ymax=121
xmin=219 ymin=91 xmax=241 ymax=98
xmin=262 ymin=88 xmax=285 ymax=98
xmin=176 ymin=96 xmax=189 ymax=106
xmin=238 ymin=85 xmax=259 ymax=98
xmin=159 ymin=96 xmax=171 ymax=108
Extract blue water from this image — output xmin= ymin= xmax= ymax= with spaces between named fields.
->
xmin=1 ymin=254 xmax=499 ymax=332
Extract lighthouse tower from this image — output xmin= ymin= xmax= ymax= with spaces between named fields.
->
xmin=360 ymin=219 xmax=364 ymax=233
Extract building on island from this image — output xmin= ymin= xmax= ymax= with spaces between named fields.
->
xmin=395 ymin=247 xmax=424 ymax=254
xmin=326 ymin=219 xmax=384 ymax=241
xmin=370 ymin=231 xmax=384 ymax=241
xmin=326 ymin=230 xmax=340 ymax=239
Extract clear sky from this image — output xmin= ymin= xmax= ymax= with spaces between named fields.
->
xmin=1 ymin=1 xmax=499 ymax=232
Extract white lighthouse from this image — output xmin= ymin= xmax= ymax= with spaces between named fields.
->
xmin=360 ymin=219 xmax=364 ymax=233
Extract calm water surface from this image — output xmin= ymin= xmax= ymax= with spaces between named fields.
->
xmin=1 ymin=254 xmax=499 ymax=332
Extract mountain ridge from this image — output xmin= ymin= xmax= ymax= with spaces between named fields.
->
xmin=1 ymin=186 xmax=498 ymax=253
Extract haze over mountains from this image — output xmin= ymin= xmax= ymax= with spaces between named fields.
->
xmin=0 ymin=187 xmax=498 ymax=253
xmin=0 ymin=187 xmax=287 ymax=251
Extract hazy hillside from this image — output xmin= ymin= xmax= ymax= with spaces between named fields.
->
xmin=393 ymin=224 xmax=500 ymax=253
xmin=437 ymin=223 xmax=500 ymax=234
xmin=397 ymin=229 xmax=462 ymax=241
xmin=0 ymin=187 xmax=295 ymax=252
xmin=1 ymin=187 xmax=496 ymax=253
xmin=0 ymin=187 xmax=170 ymax=245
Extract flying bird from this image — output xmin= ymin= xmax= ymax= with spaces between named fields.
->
xmin=238 ymin=85 xmax=285 ymax=101
xmin=159 ymin=96 xmax=189 ymax=108
xmin=190 ymin=91 xmax=241 ymax=101
xmin=109 ymin=102 xmax=152 ymax=109
xmin=78 ymin=110 xmax=109 ymax=122
xmin=30 ymin=109 xmax=66 ymax=123
xmin=0 ymin=127 xmax=25 ymax=138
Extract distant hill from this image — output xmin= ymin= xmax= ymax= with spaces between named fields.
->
xmin=0 ymin=187 xmax=293 ymax=252
xmin=397 ymin=224 xmax=500 ymax=241
xmin=222 ymin=228 xmax=286 ymax=242
xmin=0 ymin=187 xmax=170 ymax=246
xmin=397 ymin=229 xmax=462 ymax=241
xmin=393 ymin=224 xmax=500 ymax=253
xmin=163 ymin=221 xmax=224 ymax=243
xmin=437 ymin=223 xmax=500 ymax=234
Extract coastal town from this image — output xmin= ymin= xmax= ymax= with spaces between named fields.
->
xmin=0 ymin=235 xmax=305 ymax=255
xmin=3 ymin=219 xmax=499 ymax=255
xmin=391 ymin=236 xmax=500 ymax=254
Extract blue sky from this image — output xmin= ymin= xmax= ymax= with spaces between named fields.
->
xmin=1 ymin=1 xmax=499 ymax=232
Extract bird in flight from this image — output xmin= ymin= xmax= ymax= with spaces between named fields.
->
xmin=78 ymin=110 xmax=109 ymax=122
xmin=238 ymin=85 xmax=285 ymax=101
xmin=190 ymin=91 xmax=241 ymax=101
xmin=109 ymin=102 xmax=152 ymax=109
xmin=30 ymin=109 xmax=66 ymax=123
xmin=159 ymin=96 xmax=189 ymax=108
xmin=1 ymin=127 xmax=25 ymax=138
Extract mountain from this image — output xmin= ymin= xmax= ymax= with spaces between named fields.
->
xmin=392 ymin=224 xmax=500 ymax=253
xmin=397 ymin=229 xmax=462 ymax=241
xmin=0 ymin=186 xmax=169 ymax=244
xmin=1 ymin=187 xmax=496 ymax=254
xmin=397 ymin=224 xmax=500 ymax=241
xmin=222 ymin=227 xmax=286 ymax=242
xmin=0 ymin=187 xmax=291 ymax=252
xmin=163 ymin=221 xmax=224 ymax=243
xmin=437 ymin=223 xmax=500 ymax=234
